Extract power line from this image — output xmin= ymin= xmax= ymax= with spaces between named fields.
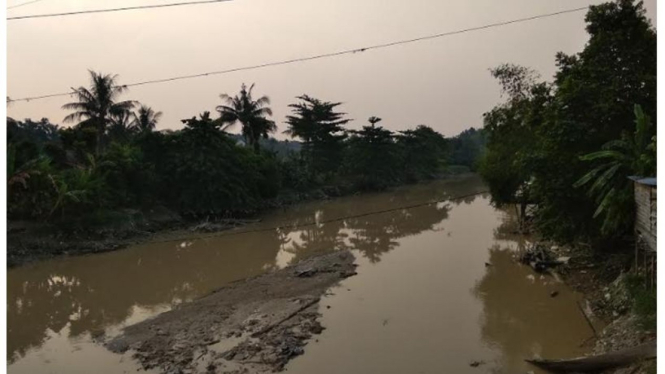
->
xmin=142 ymin=190 xmax=489 ymax=245
xmin=7 ymin=0 xmax=47 ymax=10
xmin=8 ymin=6 xmax=590 ymax=103
xmin=7 ymin=0 xmax=232 ymax=21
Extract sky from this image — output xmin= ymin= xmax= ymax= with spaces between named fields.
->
xmin=6 ymin=0 xmax=658 ymax=139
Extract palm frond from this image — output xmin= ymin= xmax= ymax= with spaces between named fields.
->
xmin=593 ymin=187 xmax=617 ymax=218
xmin=574 ymin=166 xmax=604 ymax=188
xmin=579 ymin=150 xmax=626 ymax=161
xmin=588 ymin=162 xmax=621 ymax=196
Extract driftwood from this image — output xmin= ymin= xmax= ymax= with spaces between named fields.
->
xmin=526 ymin=341 xmax=656 ymax=372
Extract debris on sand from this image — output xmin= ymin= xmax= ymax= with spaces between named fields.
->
xmin=519 ymin=243 xmax=567 ymax=273
xmin=107 ymin=250 xmax=357 ymax=374
xmin=189 ymin=219 xmax=260 ymax=233
xmin=469 ymin=360 xmax=485 ymax=367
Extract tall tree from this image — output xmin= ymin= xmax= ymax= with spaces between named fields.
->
xmin=62 ymin=71 xmax=135 ymax=155
xmin=131 ymin=105 xmax=162 ymax=134
xmin=531 ymin=0 xmax=656 ymax=244
xmin=479 ymin=64 xmax=548 ymax=223
xmin=216 ymin=83 xmax=275 ymax=153
xmin=345 ymin=116 xmax=399 ymax=190
xmin=285 ymin=95 xmax=349 ymax=177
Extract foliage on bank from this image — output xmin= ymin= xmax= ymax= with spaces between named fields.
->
xmin=7 ymin=82 xmax=484 ymax=225
xmin=479 ymin=0 xmax=656 ymax=248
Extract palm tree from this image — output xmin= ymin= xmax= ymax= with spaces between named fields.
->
xmin=62 ymin=71 xmax=136 ymax=155
xmin=368 ymin=116 xmax=382 ymax=127
xmin=575 ymin=105 xmax=656 ymax=234
xmin=131 ymin=105 xmax=163 ymax=133
xmin=109 ymin=110 xmax=136 ymax=143
xmin=216 ymin=83 xmax=275 ymax=153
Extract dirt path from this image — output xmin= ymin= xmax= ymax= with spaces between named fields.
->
xmin=107 ymin=250 xmax=357 ymax=374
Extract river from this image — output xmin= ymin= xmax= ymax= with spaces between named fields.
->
xmin=7 ymin=174 xmax=597 ymax=373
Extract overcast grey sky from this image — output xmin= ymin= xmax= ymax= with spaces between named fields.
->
xmin=7 ymin=0 xmax=657 ymax=139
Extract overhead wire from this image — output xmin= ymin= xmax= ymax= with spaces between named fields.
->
xmin=8 ymin=6 xmax=590 ymax=104
xmin=7 ymin=0 xmax=48 ymax=10
xmin=7 ymin=0 xmax=232 ymax=20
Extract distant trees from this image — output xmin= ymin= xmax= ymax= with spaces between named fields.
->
xmin=216 ymin=83 xmax=276 ymax=153
xmin=397 ymin=125 xmax=449 ymax=182
xmin=9 ymin=77 xmax=461 ymax=223
xmin=282 ymin=95 xmax=455 ymax=191
xmin=448 ymin=128 xmax=486 ymax=170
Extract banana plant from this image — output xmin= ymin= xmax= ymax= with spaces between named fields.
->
xmin=47 ymin=153 xmax=106 ymax=219
xmin=574 ymin=105 xmax=656 ymax=234
xmin=7 ymin=144 xmax=51 ymax=196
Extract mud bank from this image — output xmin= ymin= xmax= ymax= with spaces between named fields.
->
xmin=535 ymin=243 xmax=656 ymax=373
xmin=7 ymin=174 xmax=475 ymax=268
xmin=106 ymin=250 xmax=357 ymax=374
xmin=6 ymin=214 xmax=257 ymax=268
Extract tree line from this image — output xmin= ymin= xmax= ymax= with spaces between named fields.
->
xmin=7 ymin=76 xmax=485 ymax=225
xmin=479 ymin=0 xmax=656 ymax=248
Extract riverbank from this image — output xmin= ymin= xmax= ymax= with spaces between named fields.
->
xmin=106 ymin=250 xmax=357 ymax=374
xmin=536 ymin=242 xmax=657 ymax=373
xmin=6 ymin=172 xmax=477 ymax=268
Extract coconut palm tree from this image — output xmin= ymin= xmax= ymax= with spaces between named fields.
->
xmin=131 ymin=105 xmax=163 ymax=133
xmin=216 ymin=83 xmax=275 ymax=153
xmin=62 ymin=71 xmax=136 ymax=155
xmin=575 ymin=105 xmax=656 ymax=234
xmin=108 ymin=110 xmax=136 ymax=143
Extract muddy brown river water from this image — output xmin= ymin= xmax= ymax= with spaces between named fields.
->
xmin=7 ymin=175 xmax=599 ymax=373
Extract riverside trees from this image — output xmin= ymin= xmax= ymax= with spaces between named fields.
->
xmin=479 ymin=0 xmax=656 ymax=247
xmin=8 ymin=81 xmax=466 ymax=224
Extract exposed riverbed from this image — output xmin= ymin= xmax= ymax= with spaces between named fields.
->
xmin=8 ymin=175 xmax=599 ymax=373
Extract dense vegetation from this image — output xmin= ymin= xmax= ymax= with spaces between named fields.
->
xmin=7 ymin=79 xmax=484 ymax=226
xmin=479 ymin=0 xmax=656 ymax=248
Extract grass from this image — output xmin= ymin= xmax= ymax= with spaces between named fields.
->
xmin=624 ymin=274 xmax=657 ymax=330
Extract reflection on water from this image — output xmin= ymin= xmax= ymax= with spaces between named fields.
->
xmin=474 ymin=247 xmax=591 ymax=371
xmin=8 ymin=175 xmax=485 ymax=370
xmin=286 ymin=191 xmax=593 ymax=374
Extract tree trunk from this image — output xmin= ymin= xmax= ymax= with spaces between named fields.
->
xmin=96 ymin=120 xmax=105 ymax=156
xmin=525 ymin=341 xmax=656 ymax=372
xmin=96 ymin=130 xmax=102 ymax=156
xmin=519 ymin=200 xmax=527 ymax=233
